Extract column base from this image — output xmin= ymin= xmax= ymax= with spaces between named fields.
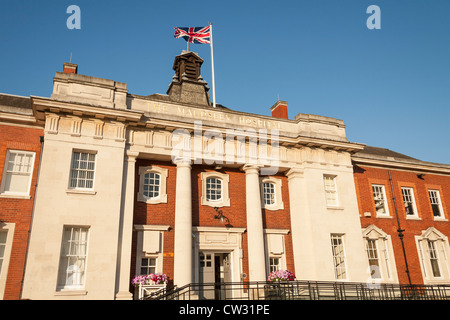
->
xmin=115 ymin=291 xmax=133 ymax=300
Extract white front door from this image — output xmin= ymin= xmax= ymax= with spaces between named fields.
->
xmin=199 ymin=251 xmax=232 ymax=299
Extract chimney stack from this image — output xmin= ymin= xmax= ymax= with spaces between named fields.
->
xmin=271 ymin=100 xmax=289 ymax=119
xmin=63 ymin=62 xmax=78 ymax=74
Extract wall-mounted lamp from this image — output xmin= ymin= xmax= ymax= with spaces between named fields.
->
xmin=213 ymin=207 xmax=229 ymax=224
xmin=417 ymin=173 xmax=426 ymax=180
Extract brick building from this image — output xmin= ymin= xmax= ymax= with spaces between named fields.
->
xmin=353 ymin=146 xmax=450 ymax=285
xmin=0 ymin=51 xmax=449 ymax=300
xmin=0 ymin=94 xmax=43 ymax=299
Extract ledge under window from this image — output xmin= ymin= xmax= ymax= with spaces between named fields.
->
xmin=54 ymin=290 xmax=88 ymax=296
xmin=66 ymin=189 xmax=97 ymax=195
xmin=0 ymin=194 xmax=31 ymax=199
xmin=327 ymin=206 xmax=344 ymax=211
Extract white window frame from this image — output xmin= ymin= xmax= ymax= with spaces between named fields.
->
xmin=260 ymin=177 xmax=284 ymax=211
xmin=0 ymin=150 xmax=35 ymax=198
xmin=138 ymin=166 xmax=168 ymax=204
xmin=428 ymin=189 xmax=446 ymax=220
xmin=201 ymin=171 xmax=230 ymax=207
xmin=269 ymin=257 xmax=281 ymax=273
xmin=57 ymin=226 xmax=90 ymax=291
xmin=362 ymin=225 xmax=398 ymax=283
xmin=140 ymin=257 xmax=158 ymax=275
xmin=0 ymin=223 xmax=15 ymax=300
xmin=415 ymin=227 xmax=450 ymax=284
xmin=68 ymin=150 xmax=96 ymax=191
xmin=330 ymin=234 xmax=347 ymax=280
xmin=372 ymin=184 xmax=390 ymax=217
xmin=324 ymin=175 xmax=339 ymax=207
xmin=401 ymin=187 xmax=419 ymax=219
xmin=427 ymin=240 xmax=442 ymax=278
xmin=206 ymin=177 xmax=222 ymax=201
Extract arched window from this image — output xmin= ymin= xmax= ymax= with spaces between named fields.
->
xmin=201 ymin=172 xmax=230 ymax=207
xmin=143 ymin=172 xmax=160 ymax=199
xmin=206 ymin=177 xmax=222 ymax=201
xmin=260 ymin=177 xmax=284 ymax=211
xmin=138 ymin=166 xmax=168 ymax=204
xmin=263 ymin=182 xmax=275 ymax=205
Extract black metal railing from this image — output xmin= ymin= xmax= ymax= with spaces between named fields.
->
xmin=142 ymin=280 xmax=450 ymax=301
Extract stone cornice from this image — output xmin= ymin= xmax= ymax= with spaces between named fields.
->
xmin=31 ymin=96 xmax=143 ymax=124
xmin=352 ymin=155 xmax=450 ymax=175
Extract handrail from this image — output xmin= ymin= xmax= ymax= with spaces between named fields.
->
xmin=143 ymin=280 xmax=450 ymax=301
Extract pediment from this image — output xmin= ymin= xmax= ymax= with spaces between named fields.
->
xmin=362 ymin=224 xmax=388 ymax=240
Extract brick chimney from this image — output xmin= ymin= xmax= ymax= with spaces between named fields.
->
xmin=271 ymin=100 xmax=288 ymax=119
xmin=63 ymin=62 xmax=78 ymax=74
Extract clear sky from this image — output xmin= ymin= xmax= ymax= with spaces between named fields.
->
xmin=1 ymin=0 xmax=449 ymax=164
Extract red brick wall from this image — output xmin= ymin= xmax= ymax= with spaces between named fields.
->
xmin=353 ymin=164 xmax=450 ymax=285
xmin=131 ymin=161 xmax=296 ymax=286
xmin=0 ymin=124 xmax=43 ymax=300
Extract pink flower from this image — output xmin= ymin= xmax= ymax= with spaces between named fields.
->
xmin=267 ymin=270 xmax=295 ymax=282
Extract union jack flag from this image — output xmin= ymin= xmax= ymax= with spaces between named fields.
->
xmin=174 ymin=26 xmax=211 ymax=44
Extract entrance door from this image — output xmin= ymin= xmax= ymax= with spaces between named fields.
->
xmin=199 ymin=252 xmax=231 ymax=299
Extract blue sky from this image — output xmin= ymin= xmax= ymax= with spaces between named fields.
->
xmin=1 ymin=0 xmax=449 ymax=164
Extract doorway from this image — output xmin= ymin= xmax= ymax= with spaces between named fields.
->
xmin=199 ymin=251 xmax=231 ymax=299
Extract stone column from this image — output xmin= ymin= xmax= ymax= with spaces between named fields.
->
xmin=242 ymin=164 xmax=267 ymax=282
xmin=286 ymin=167 xmax=316 ymax=280
xmin=115 ymin=150 xmax=139 ymax=300
xmin=173 ymin=158 xmax=193 ymax=287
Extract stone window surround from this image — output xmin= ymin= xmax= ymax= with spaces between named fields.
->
xmin=201 ymin=171 xmax=230 ymax=208
xmin=362 ymin=224 xmax=398 ymax=283
xmin=415 ymin=227 xmax=450 ymax=284
xmin=260 ymin=176 xmax=284 ymax=211
xmin=137 ymin=165 xmax=168 ymax=204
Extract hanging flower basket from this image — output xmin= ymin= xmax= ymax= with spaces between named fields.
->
xmin=267 ymin=270 xmax=296 ymax=282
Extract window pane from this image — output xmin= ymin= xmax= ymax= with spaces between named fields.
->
xmin=263 ymin=182 xmax=275 ymax=205
xmin=366 ymin=239 xmax=381 ymax=279
xmin=69 ymin=152 xmax=96 ymax=189
xmin=428 ymin=190 xmax=443 ymax=217
xmin=401 ymin=187 xmax=416 ymax=216
xmin=58 ymin=227 xmax=89 ymax=289
xmin=428 ymin=241 xmax=441 ymax=278
xmin=331 ymin=234 xmax=346 ymax=280
xmin=2 ymin=151 xmax=34 ymax=194
xmin=0 ymin=231 xmax=7 ymax=275
xmin=324 ymin=176 xmax=338 ymax=206
xmin=143 ymin=172 xmax=161 ymax=199
xmin=206 ymin=178 xmax=222 ymax=201
xmin=372 ymin=185 xmax=387 ymax=214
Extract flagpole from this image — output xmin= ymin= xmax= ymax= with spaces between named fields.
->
xmin=209 ymin=22 xmax=216 ymax=108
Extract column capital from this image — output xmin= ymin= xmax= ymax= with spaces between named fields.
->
xmin=241 ymin=164 xmax=262 ymax=175
xmin=285 ymin=167 xmax=304 ymax=180
xmin=172 ymin=157 xmax=192 ymax=168
xmin=126 ymin=150 xmax=139 ymax=161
